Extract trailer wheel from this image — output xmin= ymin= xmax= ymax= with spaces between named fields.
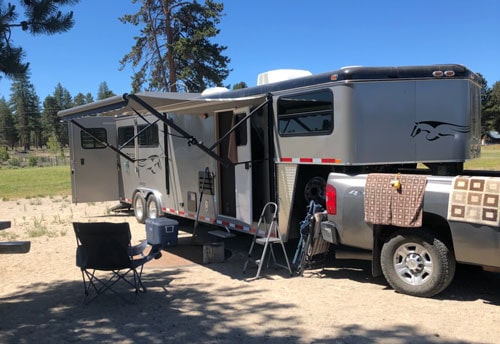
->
xmin=146 ymin=194 xmax=160 ymax=219
xmin=380 ymin=228 xmax=456 ymax=297
xmin=133 ymin=193 xmax=147 ymax=224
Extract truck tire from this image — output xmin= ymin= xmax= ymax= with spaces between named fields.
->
xmin=146 ymin=194 xmax=159 ymax=219
xmin=133 ymin=193 xmax=147 ymax=224
xmin=380 ymin=228 xmax=456 ymax=297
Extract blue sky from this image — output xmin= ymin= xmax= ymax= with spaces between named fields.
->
xmin=1 ymin=0 xmax=499 ymax=101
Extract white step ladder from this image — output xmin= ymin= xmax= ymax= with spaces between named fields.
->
xmin=243 ymin=202 xmax=292 ymax=278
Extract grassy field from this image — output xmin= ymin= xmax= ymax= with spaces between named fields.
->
xmin=0 ymin=145 xmax=499 ymax=200
xmin=464 ymin=145 xmax=500 ymax=170
xmin=0 ymin=165 xmax=71 ymax=200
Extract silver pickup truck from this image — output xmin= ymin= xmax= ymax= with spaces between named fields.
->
xmin=320 ymin=171 xmax=500 ymax=297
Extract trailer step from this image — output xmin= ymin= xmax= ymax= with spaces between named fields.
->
xmin=208 ymin=230 xmax=235 ymax=239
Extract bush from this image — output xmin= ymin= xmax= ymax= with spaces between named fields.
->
xmin=0 ymin=147 xmax=9 ymax=162
xmin=28 ymin=156 xmax=37 ymax=167
xmin=8 ymin=158 xmax=21 ymax=167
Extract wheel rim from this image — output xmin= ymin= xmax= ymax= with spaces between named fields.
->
xmin=393 ymin=243 xmax=433 ymax=286
xmin=135 ymin=197 xmax=144 ymax=219
xmin=148 ymin=200 xmax=158 ymax=218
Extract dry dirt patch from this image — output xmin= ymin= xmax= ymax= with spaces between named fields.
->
xmin=0 ymin=197 xmax=499 ymax=343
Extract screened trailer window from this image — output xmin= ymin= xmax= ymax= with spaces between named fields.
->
xmin=118 ymin=124 xmax=159 ymax=147
xmin=81 ymin=128 xmax=107 ymax=149
xmin=277 ymin=90 xmax=333 ymax=136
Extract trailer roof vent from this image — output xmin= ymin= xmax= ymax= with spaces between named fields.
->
xmin=257 ymin=69 xmax=312 ymax=86
xmin=201 ymin=87 xmax=230 ymax=96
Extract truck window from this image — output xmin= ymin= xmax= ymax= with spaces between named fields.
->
xmin=277 ymin=90 xmax=333 ymax=136
xmin=118 ymin=124 xmax=159 ymax=148
xmin=81 ymin=128 xmax=107 ymax=149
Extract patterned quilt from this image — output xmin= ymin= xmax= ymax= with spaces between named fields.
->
xmin=364 ymin=173 xmax=427 ymax=227
xmin=447 ymin=176 xmax=500 ymax=227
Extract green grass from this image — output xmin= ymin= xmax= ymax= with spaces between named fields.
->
xmin=464 ymin=145 xmax=500 ymax=170
xmin=0 ymin=146 xmax=499 ymax=201
xmin=0 ymin=165 xmax=71 ymax=200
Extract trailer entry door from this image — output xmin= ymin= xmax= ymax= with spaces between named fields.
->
xmin=69 ymin=117 xmax=120 ymax=203
xmin=218 ymin=109 xmax=253 ymax=224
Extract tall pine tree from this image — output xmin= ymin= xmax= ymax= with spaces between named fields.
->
xmin=0 ymin=97 xmax=18 ymax=149
xmin=120 ymin=0 xmax=230 ymax=93
xmin=9 ymin=74 xmax=40 ymax=150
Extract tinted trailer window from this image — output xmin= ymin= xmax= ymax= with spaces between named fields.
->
xmin=277 ymin=90 xmax=333 ymax=136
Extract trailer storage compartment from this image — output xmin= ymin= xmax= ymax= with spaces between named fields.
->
xmin=146 ymin=218 xmax=179 ymax=248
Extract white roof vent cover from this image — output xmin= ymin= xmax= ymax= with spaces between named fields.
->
xmin=201 ymin=87 xmax=230 ymax=96
xmin=257 ymin=69 xmax=312 ymax=86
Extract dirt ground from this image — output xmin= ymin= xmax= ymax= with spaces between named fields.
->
xmin=0 ymin=196 xmax=499 ymax=343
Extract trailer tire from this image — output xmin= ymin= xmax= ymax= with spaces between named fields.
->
xmin=146 ymin=194 xmax=160 ymax=219
xmin=133 ymin=193 xmax=147 ymax=224
xmin=304 ymin=176 xmax=326 ymax=204
xmin=380 ymin=228 xmax=456 ymax=298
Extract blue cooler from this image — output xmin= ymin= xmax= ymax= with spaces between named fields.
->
xmin=145 ymin=218 xmax=179 ymax=248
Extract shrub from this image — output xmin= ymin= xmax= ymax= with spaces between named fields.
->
xmin=0 ymin=147 xmax=9 ymax=161
xmin=28 ymin=156 xmax=37 ymax=167
xmin=8 ymin=158 xmax=21 ymax=167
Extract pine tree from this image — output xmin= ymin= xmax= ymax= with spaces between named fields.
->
xmin=120 ymin=0 xmax=230 ymax=93
xmin=9 ymin=74 xmax=40 ymax=150
xmin=0 ymin=97 xmax=18 ymax=149
xmin=0 ymin=1 xmax=79 ymax=80
xmin=97 ymin=82 xmax=115 ymax=100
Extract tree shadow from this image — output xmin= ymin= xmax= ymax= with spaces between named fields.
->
xmin=0 ymin=268 xmax=472 ymax=343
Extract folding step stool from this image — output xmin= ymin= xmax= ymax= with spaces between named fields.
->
xmin=243 ymin=202 xmax=292 ymax=278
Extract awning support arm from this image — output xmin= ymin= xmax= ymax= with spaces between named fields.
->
xmin=70 ymin=119 xmax=136 ymax=163
xmin=208 ymin=94 xmax=271 ymax=151
xmin=126 ymin=94 xmax=232 ymax=167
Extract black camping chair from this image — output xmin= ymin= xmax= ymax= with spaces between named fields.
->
xmin=73 ymin=222 xmax=162 ymax=304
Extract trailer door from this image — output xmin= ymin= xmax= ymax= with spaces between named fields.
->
xmin=218 ymin=109 xmax=253 ymax=224
xmin=69 ymin=117 xmax=120 ymax=203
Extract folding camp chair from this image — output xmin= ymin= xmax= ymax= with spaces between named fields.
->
xmin=73 ymin=222 xmax=162 ymax=304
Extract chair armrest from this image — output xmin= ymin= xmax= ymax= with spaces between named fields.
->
xmin=129 ymin=240 xmax=147 ymax=257
xmin=0 ymin=241 xmax=30 ymax=254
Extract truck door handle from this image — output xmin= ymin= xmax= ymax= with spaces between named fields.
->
xmin=80 ymin=158 xmax=85 ymax=165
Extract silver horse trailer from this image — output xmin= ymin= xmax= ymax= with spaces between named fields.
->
xmin=59 ymin=64 xmax=481 ymax=241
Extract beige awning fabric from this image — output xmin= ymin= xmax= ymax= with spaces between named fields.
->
xmin=57 ymin=92 xmax=267 ymax=120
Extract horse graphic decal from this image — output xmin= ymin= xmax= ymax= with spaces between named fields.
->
xmin=136 ymin=155 xmax=162 ymax=174
xmin=410 ymin=121 xmax=470 ymax=141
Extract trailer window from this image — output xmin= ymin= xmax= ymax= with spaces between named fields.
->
xmin=81 ymin=128 xmax=107 ymax=149
xmin=118 ymin=124 xmax=159 ymax=148
xmin=277 ymin=90 xmax=333 ymax=136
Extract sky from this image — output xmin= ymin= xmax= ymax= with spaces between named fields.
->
xmin=0 ymin=0 xmax=499 ymax=101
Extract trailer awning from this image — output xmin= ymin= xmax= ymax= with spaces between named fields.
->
xmin=57 ymin=92 xmax=268 ymax=120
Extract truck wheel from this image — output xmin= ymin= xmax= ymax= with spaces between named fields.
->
xmin=146 ymin=194 xmax=159 ymax=219
xmin=133 ymin=193 xmax=147 ymax=224
xmin=380 ymin=228 xmax=456 ymax=297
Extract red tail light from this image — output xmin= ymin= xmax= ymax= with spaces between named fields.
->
xmin=325 ymin=183 xmax=337 ymax=215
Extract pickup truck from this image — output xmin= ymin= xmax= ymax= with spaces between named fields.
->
xmin=320 ymin=171 xmax=500 ymax=297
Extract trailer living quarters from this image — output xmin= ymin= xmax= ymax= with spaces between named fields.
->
xmin=58 ymin=64 xmax=481 ymax=241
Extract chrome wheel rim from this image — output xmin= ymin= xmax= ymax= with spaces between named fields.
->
xmin=393 ymin=243 xmax=433 ymax=286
